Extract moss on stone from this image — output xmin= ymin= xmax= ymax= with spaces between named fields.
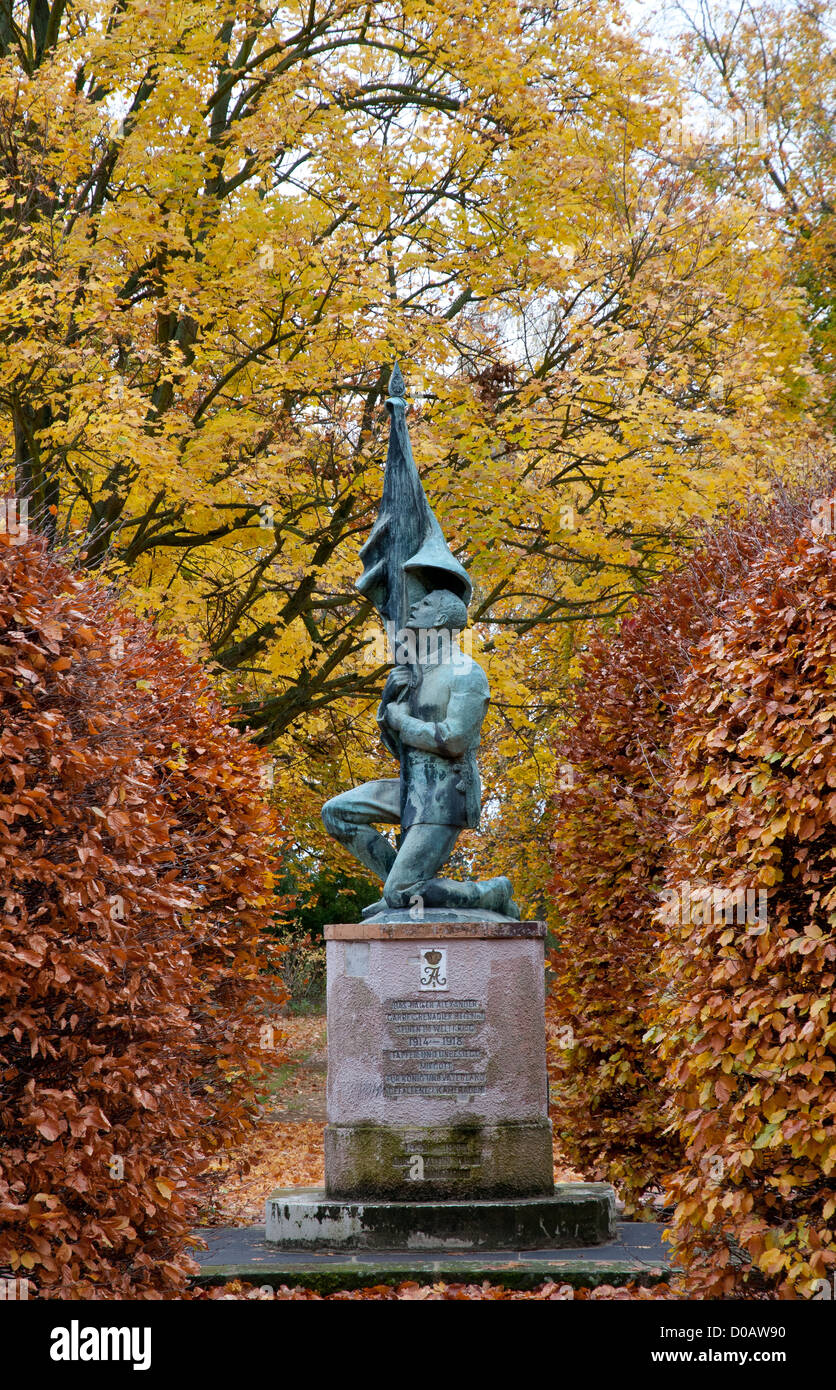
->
xmin=325 ymin=1120 xmax=555 ymax=1200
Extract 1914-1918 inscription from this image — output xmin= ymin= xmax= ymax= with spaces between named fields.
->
xmin=383 ymin=998 xmax=487 ymax=1098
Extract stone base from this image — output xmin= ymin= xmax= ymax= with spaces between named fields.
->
xmin=361 ymin=906 xmax=520 ymax=924
xmin=324 ymin=1120 xmax=554 ymax=1200
xmin=265 ymin=1184 xmax=617 ymax=1251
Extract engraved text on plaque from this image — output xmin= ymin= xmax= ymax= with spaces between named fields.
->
xmin=383 ymin=998 xmax=487 ymax=1098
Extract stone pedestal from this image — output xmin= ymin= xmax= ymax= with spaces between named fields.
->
xmin=322 ymin=918 xmax=553 ymax=1200
xmin=265 ymin=913 xmax=618 ymax=1252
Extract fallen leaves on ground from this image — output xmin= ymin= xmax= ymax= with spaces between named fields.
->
xmin=197 ymin=1278 xmax=682 ymax=1300
xmin=208 ymin=1121 xmax=325 ymax=1224
xmin=263 ymin=1015 xmax=326 ymax=1119
xmin=202 ymin=1015 xmax=327 ymax=1225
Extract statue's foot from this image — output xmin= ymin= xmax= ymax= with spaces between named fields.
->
xmin=362 ymin=880 xmax=520 ymax=920
xmin=479 ymin=876 xmax=520 ymax=919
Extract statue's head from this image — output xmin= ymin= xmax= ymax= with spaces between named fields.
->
xmin=405 ymin=588 xmax=468 ymax=633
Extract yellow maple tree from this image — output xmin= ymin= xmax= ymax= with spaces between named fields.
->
xmin=0 ymin=0 xmax=826 ymax=907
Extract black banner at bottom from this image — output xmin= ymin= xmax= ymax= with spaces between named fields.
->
xmin=2 ymin=1294 xmax=831 ymax=1381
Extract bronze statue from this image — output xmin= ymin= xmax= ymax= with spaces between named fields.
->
xmin=321 ymin=366 xmax=518 ymax=921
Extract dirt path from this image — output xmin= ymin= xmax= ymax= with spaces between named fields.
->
xmin=204 ymin=1014 xmax=328 ymax=1226
xmin=259 ymin=1015 xmax=327 ymax=1123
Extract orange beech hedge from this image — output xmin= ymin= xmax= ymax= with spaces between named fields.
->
xmin=660 ymin=533 xmax=836 ymax=1297
xmin=547 ymin=491 xmax=819 ymax=1214
xmin=0 ymin=535 xmax=287 ymax=1298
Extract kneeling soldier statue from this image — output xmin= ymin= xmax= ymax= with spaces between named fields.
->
xmin=322 ymin=365 xmax=518 ymax=922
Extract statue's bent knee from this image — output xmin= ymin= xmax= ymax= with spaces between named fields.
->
xmin=321 ymin=797 xmax=347 ymax=839
xmin=383 ymin=873 xmax=428 ymax=910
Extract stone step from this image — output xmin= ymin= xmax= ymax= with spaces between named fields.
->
xmin=265 ymin=1183 xmax=616 ymax=1249
xmin=191 ymin=1222 xmax=674 ymax=1294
